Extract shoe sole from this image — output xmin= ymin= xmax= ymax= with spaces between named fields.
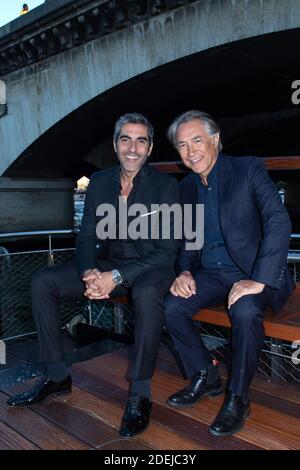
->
xmin=7 ymin=387 xmax=72 ymax=407
xmin=208 ymin=407 xmax=251 ymax=437
xmin=167 ymin=388 xmax=223 ymax=408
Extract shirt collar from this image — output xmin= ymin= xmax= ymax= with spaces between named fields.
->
xmin=132 ymin=163 xmax=148 ymax=184
xmin=197 ymin=154 xmax=219 ymax=188
xmin=207 ymin=155 xmax=219 ymax=184
xmin=111 ymin=163 xmax=149 ymax=187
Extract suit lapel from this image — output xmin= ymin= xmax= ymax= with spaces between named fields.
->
xmin=129 ymin=165 xmax=151 ymax=257
xmin=183 ymin=173 xmax=201 ymax=235
xmin=109 ymin=166 xmax=121 ymax=206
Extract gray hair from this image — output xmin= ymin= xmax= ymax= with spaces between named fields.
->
xmin=113 ymin=112 xmax=154 ymax=145
xmin=167 ymin=110 xmax=222 ymax=151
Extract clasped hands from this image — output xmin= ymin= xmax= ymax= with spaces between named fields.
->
xmin=170 ymin=271 xmax=265 ymax=308
xmin=83 ymin=268 xmax=116 ymax=300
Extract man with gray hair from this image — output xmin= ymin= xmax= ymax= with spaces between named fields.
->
xmin=164 ymin=110 xmax=294 ymax=436
xmin=7 ymin=112 xmax=179 ymax=439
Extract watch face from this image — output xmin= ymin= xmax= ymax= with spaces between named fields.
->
xmin=113 ymin=270 xmax=122 ymax=284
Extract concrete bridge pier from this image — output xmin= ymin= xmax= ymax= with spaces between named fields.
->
xmin=0 ymin=179 xmax=74 ymax=233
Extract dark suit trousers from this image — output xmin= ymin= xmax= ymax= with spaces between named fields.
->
xmin=164 ymin=269 xmax=269 ymax=395
xmin=31 ymin=260 xmax=174 ymax=381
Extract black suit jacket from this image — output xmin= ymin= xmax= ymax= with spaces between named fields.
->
xmin=76 ymin=164 xmax=179 ymax=286
xmin=177 ymin=153 xmax=295 ymax=312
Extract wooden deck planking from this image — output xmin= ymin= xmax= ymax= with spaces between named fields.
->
xmin=162 ymin=347 xmax=300 ymax=404
xmin=0 ymin=419 xmax=39 ymax=450
xmin=75 ymin=350 xmax=300 ymax=450
xmin=0 ymin=387 xmax=90 ymax=450
xmin=1 ymin=381 xmax=150 ymax=450
xmin=64 ymin=380 xmax=203 ymax=450
xmin=0 ymin=344 xmax=300 ymax=449
xmin=2 ymin=378 xmax=201 ymax=450
xmin=69 ymin=369 xmax=259 ymax=450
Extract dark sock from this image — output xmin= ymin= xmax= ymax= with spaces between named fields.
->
xmin=130 ymin=379 xmax=151 ymax=398
xmin=207 ymin=363 xmax=220 ymax=383
xmin=46 ymin=361 xmax=69 ymax=383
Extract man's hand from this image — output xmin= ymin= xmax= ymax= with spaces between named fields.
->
xmin=83 ymin=268 xmax=106 ymax=300
xmin=170 ymin=271 xmax=196 ymax=298
xmin=84 ymin=271 xmax=117 ymax=300
xmin=228 ymin=279 xmax=265 ymax=309
xmin=82 ymin=268 xmax=102 ymax=288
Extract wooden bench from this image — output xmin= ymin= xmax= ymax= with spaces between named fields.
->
xmin=194 ymin=282 xmax=300 ymax=343
xmin=83 ymin=283 xmax=296 ymax=382
xmin=150 ymin=156 xmax=300 ymax=173
xmin=107 ymin=283 xmax=300 ymax=343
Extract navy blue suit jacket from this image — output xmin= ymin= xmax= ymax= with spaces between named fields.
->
xmin=177 ymin=153 xmax=295 ymax=312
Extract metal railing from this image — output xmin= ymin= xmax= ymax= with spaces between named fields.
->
xmin=0 ymin=229 xmax=132 ymax=341
xmin=0 ymin=230 xmax=80 ymax=341
xmin=0 ymin=230 xmax=299 ymax=383
xmin=196 ymin=241 xmax=300 ymax=384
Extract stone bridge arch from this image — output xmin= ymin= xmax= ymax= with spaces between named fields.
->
xmin=1 ymin=0 xmax=300 ymax=177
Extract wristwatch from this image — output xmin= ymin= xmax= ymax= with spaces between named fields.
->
xmin=112 ymin=269 xmax=123 ymax=286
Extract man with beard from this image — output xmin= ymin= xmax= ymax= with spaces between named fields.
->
xmin=8 ymin=113 xmax=179 ymax=438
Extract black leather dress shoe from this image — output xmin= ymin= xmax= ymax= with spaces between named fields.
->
xmin=7 ymin=375 xmax=72 ymax=407
xmin=167 ymin=365 xmax=222 ymax=407
xmin=209 ymin=391 xmax=250 ymax=436
xmin=119 ymin=394 xmax=152 ymax=438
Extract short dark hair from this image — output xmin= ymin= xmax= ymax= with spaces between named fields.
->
xmin=167 ymin=110 xmax=222 ymax=151
xmin=113 ymin=113 xmax=154 ymax=145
